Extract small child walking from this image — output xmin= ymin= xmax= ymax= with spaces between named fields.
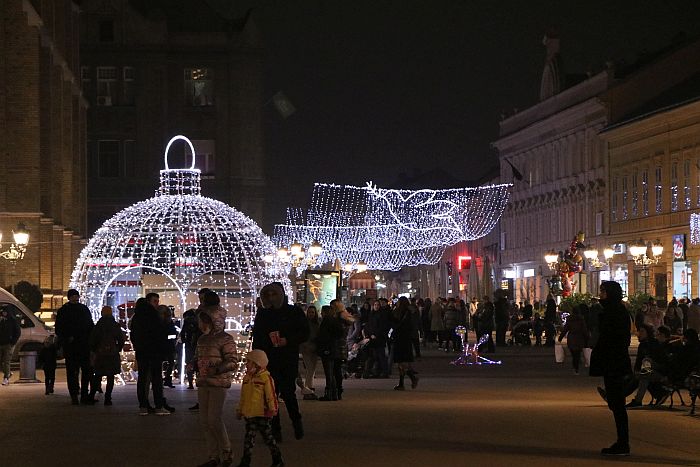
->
xmin=236 ymin=350 xmax=283 ymax=467
xmin=38 ymin=336 xmax=58 ymax=395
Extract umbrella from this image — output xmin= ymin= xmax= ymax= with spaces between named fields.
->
xmin=468 ymin=259 xmax=481 ymax=300
xmin=482 ymin=256 xmax=495 ymax=300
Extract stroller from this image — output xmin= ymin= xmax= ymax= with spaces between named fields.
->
xmin=347 ymin=338 xmax=371 ymax=378
xmin=508 ymin=320 xmax=532 ymax=346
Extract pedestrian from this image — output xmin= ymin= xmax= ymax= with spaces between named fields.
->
xmin=544 ymin=293 xmax=558 ymax=346
xmin=589 ymin=281 xmax=632 ymax=457
xmin=252 ymin=282 xmax=310 ymax=442
xmin=0 ymin=305 xmax=20 ymax=386
xmin=558 ymin=304 xmax=589 ymax=375
xmin=443 ymin=299 xmax=460 ymax=352
xmin=158 ymin=305 xmax=178 ymax=388
xmin=421 ymin=298 xmax=432 ymax=347
xmin=88 ymin=306 xmax=125 ymax=405
xmin=478 ymin=300 xmax=496 ymax=353
xmin=494 ymin=294 xmax=509 ymax=346
xmin=430 ymin=298 xmax=445 ymax=348
xmin=316 ymin=304 xmax=342 ymax=401
xmin=298 ymin=305 xmax=320 ymax=400
xmin=687 ymin=297 xmax=700 ymax=332
xmin=409 ymin=298 xmax=422 ymax=358
xmin=236 ymin=349 xmax=284 ymax=467
xmin=130 ymin=293 xmax=169 ymax=415
xmin=38 ymin=335 xmax=58 ymax=394
xmin=182 ymin=288 xmax=212 ymax=412
xmin=194 ymin=292 xmax=238 ymax=467
xmin=391 ymin=297 xmax=419 ymax=390
xmin=55 ymin=289 xmax=94 ymax=404
xmin=364 ymin=299 xmax=390 ymax=378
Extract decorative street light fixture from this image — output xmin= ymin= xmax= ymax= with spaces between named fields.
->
xmin=544 ymin=250 xmax=559 ymax=270
xmin=269 ymin=239 xmax=323 ymax=271
xmin=629 ymin=239 xmax=663 ymax=294
xmin=0 ymin=223 xmax=30 ymax=264
xmin=603 ymin=247 xmax=615 ymax=267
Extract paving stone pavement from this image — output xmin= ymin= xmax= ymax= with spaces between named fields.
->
xmin=1 ymin=345 xmax=698 ymax=467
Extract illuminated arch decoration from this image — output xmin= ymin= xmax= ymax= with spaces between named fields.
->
xmin=71 ymin=136 xmax=288 ymax=377
xmin=273 ymin=181 xmax=510 ymax=271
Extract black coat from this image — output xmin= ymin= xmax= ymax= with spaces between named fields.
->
xmin=0 ymin=311 xmax=20 ymax=346
xmin=366 ymin=308 xmax=390 ymax=344
xmin=129 ymin=302 xmax=166 ymax=360
xmin=391 ymin=308 xmax=414 ymax=363
xmin=252 ymin=303 xmax=309 ymax=366
xmin=90 ymin=316 xmax=125 ymax=376
xmin=589 ymin=300 xmax=632 ymax=377
xmin=55 ymin=302 xmax=94 ymax=359
xmin=316 ymin=316 xmax=344 ymax=360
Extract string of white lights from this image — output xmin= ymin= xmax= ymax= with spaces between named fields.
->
xmin=274 ymin=181 xmax=510 ymax=270
xmin=71 ymin=135 xmax=289 ymax=381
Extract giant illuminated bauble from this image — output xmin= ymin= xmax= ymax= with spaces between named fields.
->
xmin=71 ymin=136 xmax=288 ymax=333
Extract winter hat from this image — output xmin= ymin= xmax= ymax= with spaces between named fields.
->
xmin=246 ymin=349 xmax=268 ymax=369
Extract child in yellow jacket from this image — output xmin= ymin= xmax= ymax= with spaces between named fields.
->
xmin=236 ymin=349 xmax=283 ymax=467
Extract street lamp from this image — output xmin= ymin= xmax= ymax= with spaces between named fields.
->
xmin=274 ymin=239 xmax=323 ymax=271
xmin=544 ymin=250 xmax=559 ymax=270
xmin=629 ymin=239 xmax=663 ymax=294
xmin=0 ymin=223 xmax=30 ymax=263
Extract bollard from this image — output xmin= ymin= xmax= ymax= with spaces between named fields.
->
xmin=15 ymin=351 xmax=41 ymax=383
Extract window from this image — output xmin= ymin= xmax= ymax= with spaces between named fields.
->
xmin=671 ymin=162 xmax=678 ymax=212
xmin=97 ymin=67 xmax=117 ymax=106
xmin=1 ymin=303 xmax=34 ymax=328
xmin=124 ymin=140 xmax=135 ymax=177
xmin=184 ymin=68 xmax=214 ymax=106
xmin=192 ymin=140 xmax=216 ymax=177
xmin=81 ymin=66 xmax=91 ymax=103
xmin=655 ymin=167 xmax=663 ymax=213
xmin=123 ymin=67 xmax=135 ymax=106
xmin=642 ymin=170 xmax=649 ymax=216
xmin=631 ymin=172 xmax=638 ymax=217
xmin=684 ymin=160 xmax=691 ymax=210
xmin=611 ymin=177 xmax=618 ymax=222
xmin=99 ymin=19 xmax=114 ymax=42
xmin=622 ymin=176 xmax=628 ymax=220
xmin=98 ymin=141 xmax=122 ymax=177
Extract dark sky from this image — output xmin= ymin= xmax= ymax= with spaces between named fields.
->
xmin=224 ymin=0 xmax=700 ymax=230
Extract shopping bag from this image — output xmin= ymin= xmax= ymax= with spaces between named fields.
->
xmin=554 ymin=342 xmax=565 ymax=363
xmin=583 ymin=347 xmax=592 ymax=368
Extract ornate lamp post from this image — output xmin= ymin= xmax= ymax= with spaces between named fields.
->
xmin=0 ymin=223 xmax=30 ymax=263
xmin=629 ymin=239 xmax=663 ymax=294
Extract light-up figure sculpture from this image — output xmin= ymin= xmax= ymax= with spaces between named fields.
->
xmin=71 ymin=135 xmax=288 ymax=380
xmin=451 ymin=327 xmax=502 ymax=366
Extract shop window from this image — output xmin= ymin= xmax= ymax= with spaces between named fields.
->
xmin=184 ymin=68 xmax=214 ymax=106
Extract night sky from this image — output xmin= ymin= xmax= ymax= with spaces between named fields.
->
xmin=222 ymin=1 xmax=700 ymax=230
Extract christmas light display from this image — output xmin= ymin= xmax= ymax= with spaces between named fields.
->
xmin=450 ymin=330 xmax=502 ymax=366
xmin=691 ymin=213 xmax=700 ymax=245
xmin=71 ymin=135 xmax=288 ymax=379
xmin=274 ymin=181 xmax=510 ymax=271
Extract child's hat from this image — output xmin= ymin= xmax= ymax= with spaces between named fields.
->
xmin=246 ymin=349 xmax=268 ymax=368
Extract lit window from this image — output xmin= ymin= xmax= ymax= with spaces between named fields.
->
xmin=184 ymin=68 xmax=214 ymax=106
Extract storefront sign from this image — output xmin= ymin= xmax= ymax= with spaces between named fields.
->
xmin=673 ymin=234 xmax=686 ymax=261
xmin=613 ymin=243 xmax=626 ymax=254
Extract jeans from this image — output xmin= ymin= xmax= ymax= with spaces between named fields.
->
xmin=91 ymin=374 xmax=115 ymax=399
xmin=604 ymin=374 xmax=630 ymax=446
xmin=136 ymin=357 xmax=164 ymax=408
xmin=0 ymin=344 xmax=13 ymax=378
xmin=633 ymin=370 xmax=665 ymax=404
xmin=44 ymin=365 xmax=56 ymax=392
xmin=570 ymin=349 xmax=582 ymax=373
xmin=198 ymin=386 xmax=231 ymax=459
xmin=321 ymin=357 xmax=337 ymax=398
xmin=65 ymin=356 xmax=92 ymax=398
xmin=269 ymin=358 xmax=302 ymax=434
xmin=495 ymin=322 xmax=507 ymax=346
xmin=299 ymin=347 xmax=318 ymax=393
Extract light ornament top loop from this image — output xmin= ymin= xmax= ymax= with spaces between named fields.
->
xmin=163 ymin=135 xmax=197 ymax=171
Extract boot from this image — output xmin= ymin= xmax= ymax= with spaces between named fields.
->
xmin=394 ymin=373 xmax=405 ymax=391
xmin=318 ymin=387 xmax=337 ymax=401
xmin=407 ymin=370 xmax=419 ymax=389
xmin=337 ymin=387 xmax=343 ymax=400
xmin=45 ymin=384 xmax=51 ymax=396
xmin=49 ymin=380 xmax=54 ymax=394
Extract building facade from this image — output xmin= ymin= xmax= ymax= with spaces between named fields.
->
xmin=80 ymin=1 xmax=267 ymax=233
xmin=0 ymin=0 xmax=87 ymax=310
xmin=492 ymin=35 xmax=611 ymax=304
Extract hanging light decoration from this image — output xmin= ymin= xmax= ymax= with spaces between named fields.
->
xmin=273 ymin=181 xmax=511 ymax=270
xmin=71 ymin=135 xmax=288 ymax=380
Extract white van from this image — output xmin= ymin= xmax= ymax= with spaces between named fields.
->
xmin=0 ymin=287 xmax=53 ymax=360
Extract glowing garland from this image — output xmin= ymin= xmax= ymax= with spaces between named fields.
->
xmin=691 ymin=213 xmax=700 ymax=245
xmin=71 ymin=135 xmax=289 ymax=381
xmin=273 ymin=181 xmax=510 ymax=271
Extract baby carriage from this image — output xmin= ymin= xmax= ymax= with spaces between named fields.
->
xmin=508 ymin=320 xmax=532 ymax=346
xmin=347 ymin=338 xmax=371 ymax=378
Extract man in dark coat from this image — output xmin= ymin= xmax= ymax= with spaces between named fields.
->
xmin=0 ymin=305 xmax=21 ymax=385
xmin=129 ymin=293 xmax=169 ymax=415
xmin=494 ymin=296 xmax=509 ymax=346
xmin=252 ymin=282 xmax=310 ymax=441
xmin=55 ymin=289 xmax=94 ymax=404
xmin=589 ymin=281 xmax=632 ymax=457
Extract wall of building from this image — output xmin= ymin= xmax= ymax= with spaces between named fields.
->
xmin=0 ymin=0 xmax=86 ymax=312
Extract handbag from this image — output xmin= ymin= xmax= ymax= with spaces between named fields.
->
xmin=554 ymin=342 xmax=565 ymax=363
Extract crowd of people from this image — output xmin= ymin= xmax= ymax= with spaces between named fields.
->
xmin=20 ymin=280 xmax=700 ymax=463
